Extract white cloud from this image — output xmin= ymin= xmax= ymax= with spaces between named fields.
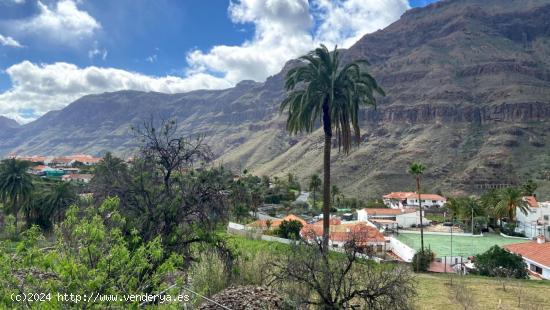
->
xmin=314 ymin=0 xmax=410 ymax=48
xmin=145 ymin=54 xmax=157 ymax=63
xmin=0 ymin=61 xmax=231 ymax=123
xmin=88 ymin=41 xmax=107 ymax=60
xmin=0 ymin=34 xmax=23 ymax=47
xmin=187 ymin=0 xmax=314 ymax=84
xmin=186 ymin=0 xmax=409 ymax=85
xmin=13 ymin=0 xmax=100 ymax=44
xmin=1 ymin=0 xmax=411 ymax=123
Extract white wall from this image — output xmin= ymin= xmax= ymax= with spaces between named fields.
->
xmin=522 ymin=256 xmax=550 ymax=280
xmin=515 ymin=203 xmax=550 ymax=239
xmin=388 ymin=237 xmax=415 ymax=262
xmin=406 ymin=198 xmax=445 ymax=208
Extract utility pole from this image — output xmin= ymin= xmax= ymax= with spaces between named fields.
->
xmin=472 ymin=205 xmax=474 ymax=235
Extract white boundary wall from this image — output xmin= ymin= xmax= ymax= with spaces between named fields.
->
xmin=388 ymin=237 xmax=415 ymax=262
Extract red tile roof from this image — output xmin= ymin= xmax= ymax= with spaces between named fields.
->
xmin=301 ymin=222 xmax=385 ymax=245
xmin=247 ymin=214 xmax=306 ymax=229
xmin=383 ymin=192 xmax=446 ymax=201
xmin=504 ymin=241 xmax=550 ymax=268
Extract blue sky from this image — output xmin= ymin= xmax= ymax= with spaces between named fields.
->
xmin=0 ymin=0 xmax=438 ymax=123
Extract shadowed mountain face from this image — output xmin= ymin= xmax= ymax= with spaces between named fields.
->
xmin=1 ymin=0 xmax=549 ymax=198
xmin=0 ymin=116 xmax=19 ymax=130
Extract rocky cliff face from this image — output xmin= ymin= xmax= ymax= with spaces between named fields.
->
xmin=2 ymin=0 xmax=550 ymax=198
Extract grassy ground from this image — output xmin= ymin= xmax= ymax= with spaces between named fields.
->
xmin=416 ymin=273 xmax=550 ymax=310
xmin=227 ymin=234 xmax=550 ymax=309
xmin=397 ymin=233 xmax=528 ymax=257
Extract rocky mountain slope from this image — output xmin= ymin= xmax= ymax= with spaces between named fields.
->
xmin=0 ymin=116 xmax=19 ymax=130
xmin=1 ymin=0 xmax=549 ymax=199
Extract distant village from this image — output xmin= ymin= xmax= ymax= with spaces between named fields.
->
xmin=9 ymin=154 xmax=102 ymax=183
xmin=233 ymin=190 xmax=550 ymax=279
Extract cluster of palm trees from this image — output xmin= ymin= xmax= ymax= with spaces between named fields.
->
xmin=446 ymin=187 xmax=531 ymax=229
xmin=0 ymin=158 xmax=76 ymax=233
xmin=280 ymin=44 xmax=384 ymax=250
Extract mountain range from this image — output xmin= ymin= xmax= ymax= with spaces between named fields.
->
xmin=1 ymin=0 xmax=549 ymax=199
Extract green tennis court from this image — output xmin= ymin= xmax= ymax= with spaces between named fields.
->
xmin=396 ymin=233 xmax=528 ymax=257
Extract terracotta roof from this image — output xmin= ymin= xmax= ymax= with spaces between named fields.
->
xmin=247 ymin=214 xmax=306 ymax=229
xmin=504 ymin=241 xmax=550 ymax=268
xmin=383 ymin=192 xmax=446 ymax=201
xmin=313 ymin=218 xmax=342 ymax=226
xmin=31 ymin=165 xmax=47 ymax=170
xmin=301 ymin=222 xmax=385 ymax=244
xmin=523 ymin=196 xmax=539 ymax=209
xmin=362 ymin=208 xmax=416 ymax=215
xmin=428 ymin=261 xmax=456 ymax=273
xmin=281 ymin=214 xmax=307 ymax=226
xmin=383 ymin=192 xmax=413 ymax=199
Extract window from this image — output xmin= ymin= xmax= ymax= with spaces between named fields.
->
xmin=377 ymin=245 xmax=383 ymax=252
xmin=530 ymin=264 xmax=543 ymax=274
xmin=544 ymin=215 xmax=549 ymax=221
xmin=332 ymin=243 xmax=339 ymax=248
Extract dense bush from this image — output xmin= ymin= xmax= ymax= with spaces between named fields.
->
xmin=276 ymin=220 xmax=303 ymax=239
xmin=412 ymin=249 xmax=435 ymax=272
xmin=474 ymin=245 xmax=527 ymax=279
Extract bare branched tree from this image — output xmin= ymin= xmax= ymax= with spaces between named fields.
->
xmin=133 ymin=117 xmax=212 ymax=190
xmin=269 ymin=232 xmax=416 ymax=309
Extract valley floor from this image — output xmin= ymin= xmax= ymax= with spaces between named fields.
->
xmin=228 ymin=235 xmax=550 ymax=310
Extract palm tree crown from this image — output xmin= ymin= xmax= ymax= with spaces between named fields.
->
xmin=495 ymin=187 xmax=529 ymax=222
xmin=0 ymin=158 xmax=34 ymax=231
xmin=281 ymin=44 xmax=385 ymax=153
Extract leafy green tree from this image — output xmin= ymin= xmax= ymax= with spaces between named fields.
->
xmin=281 ymin=44 xmax=384 ymax=250
xmin=309 ymin=174 xmax=322 ymax=209
xmin=276 ymin=220 xmax=303 ymax=239
xmin=474 ymin=245 xmax=527 ymax=279
xmin=412 ymin=249 xmax=435 ymax=272
xmin=0 ymin=158 xmax=34 ymax=232
xmin=495 ymin=187 xmax=529 ymax=223
xmin=521 ymin=179 xmax=537 ymax=196
xmin=409 ymin=162 xmax=426 ymax=252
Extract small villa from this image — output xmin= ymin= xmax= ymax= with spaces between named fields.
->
xmin=300 ymin=219 xmax=387 ymax=253
xmin=382 ymin=192 xmax=446 ymax=209
xmin=356 ymin=208 xmax=430 ymax=229
xmin=504 ymin=237 xmax=550 ymax=280
xmin=247 ymin=214 xmax=307 ymax=231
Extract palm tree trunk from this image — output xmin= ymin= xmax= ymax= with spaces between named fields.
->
xmin=417 ymin=177 xmax=424 ymax=252
xmin=322 ymin=101 xmax=332 ymax=252
xmin=13 ymin=195 xmax=18 ymax=234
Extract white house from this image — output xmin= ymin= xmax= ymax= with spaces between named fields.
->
xmin=504 ymin=237 xmax=550 ymax=280
xmin=515 ymin=196 xmax=550 ymax=239
xmin=382 ymin=192 xmax=446 ymax=209
xmin=357 ymin=208 xmax=431 ymax=228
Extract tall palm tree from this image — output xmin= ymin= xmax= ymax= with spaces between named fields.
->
xmin=409 ymin=162 xmax=426 ymax=252
xmin=0 ymin=158 xmax=34 ymax=232
xmin=309 ymin=174 xmax=322 ymax=210
xmin=281 ymin=45 xmax=384 ymax=250
xmin=495 ymin=187 xmax=529 ymax=223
